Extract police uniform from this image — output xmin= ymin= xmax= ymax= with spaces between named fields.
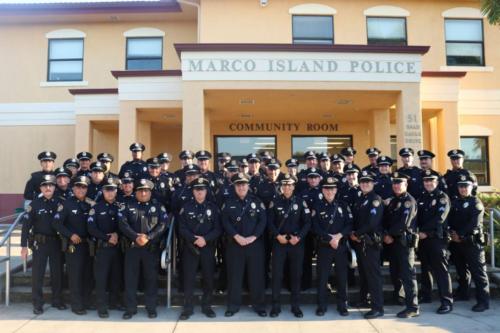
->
xmin=444 ymin=149 xmax=478 ymax=199
xmin=87 ymin=177 xmax=124 ymax=317
xmin=298 ymin=167 xmax=323 ymax=290
xmin=448 ymin=175 xmax=490 ymax=312
xmin=174 ymin=150 xmax=195 ymax=184
xmin=63 ymin=158 xmax=80 ymax=177
xmin=76 ymin=151 xmax=93 ymax=178
xmin=23 ymin=151 xmax=56 ymax=201
xmin=383 ymin=172 xmax=419 ymax=318
xmin=52 ymin=176 xmax=94 ymax=314
xmin=215 ymin=161 xmax=238 ymax=208
xmin=254 ymin=159 xmax=282 ymax=208
xmin=352 ymin=171 xmax=384 ymax=318
xmin=117 ymin=172 xmax=135 ymax=205
xmin=330 ymin=154 xmax=348 ymax=191
xmin=195 ymin=150 xmax=219 ymax=196
xmin=118 ymin=143 xmax=148 ymax=180
xmin=171 ymin=165 xmax=199 ymax=214
xmin=397 ymin=148 xmax=422 ymax=199
xmin=296 ymin=151 xmax=318 ymax=193
xmin=416 ymin=150 xmax=448 ymax=196
xmin=267 ymin=174 xmax=311 ymax=318
xmin=118 ymin=179 xmax=168 ymax=319
xmin=146 ymin=157 xmax=171 ymax=208
xmin=341 ymin=147 xmax=360 ymax=173
xmin=337 ymin=165 xmax=362 ymax=207
xmin=416 ymin=170 xmax=453 ymax=313
xmin=98 ymin=153 xmax=118 ymax=179
xmin=221 ymin=173 xmax=267 ymax=317
xmin=313 ymin=177 xmax=353 ymax=316
xmin=178 ymin=178 xmax=222 ymax=320
xmin=21 ymin=175 xmax=66 ymax=314
xmin=374 ymin=156 xmax=393 ymax=200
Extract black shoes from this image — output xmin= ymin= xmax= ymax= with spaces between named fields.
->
xmin=202 ymin=308 xmax=216 ymax=318
xmin=122 ymin=310 xmax=137 ymax=320
xmin=396 ymin=308 xmax=420 ymax=318
xmin=270 ymin=308 xmax=281 ymax=318
xmin=437 ymin=304 xmax=453 ymax=314
xmin=33 ymin=307 xmax=44 ymax=315
xmin=291 ymin=307 xmax=303 ymax=318
xmin=98 ymin=310 xmax=109 ymax=318
xmin=147 ymin=310 xmax=158 ymax=319
xmin=180 ymin=309 xmax=193 ymax=320
xmin=364 ymin=310 xmax=384 ymax=319
xmin=472 ymin=303 xmax=489 ymax=312
xmin=224 ymin=310 xmax=238 ymax=317
xmin=52 ymin=303 xmax=67 ymax=310
xmin=315 ymin=307 xmax=326 ymax=316
xmin=72 ymin=309 xmax=87 ymax=315
xmin=337 ymin=307 xmax=349 ymax=317
xmin=256 ymin=310 xmax=267 ymax=317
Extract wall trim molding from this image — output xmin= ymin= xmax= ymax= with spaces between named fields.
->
xmin=364 ymin=5 xmax=410 ymax=17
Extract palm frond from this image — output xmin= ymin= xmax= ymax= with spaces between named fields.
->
xmin=481 ymin=0 xmax=500 ymax=25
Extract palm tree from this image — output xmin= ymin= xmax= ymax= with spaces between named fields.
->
xmin=481 ymin=0 xmax=500 ymax=25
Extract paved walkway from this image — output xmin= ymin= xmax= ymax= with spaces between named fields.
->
xmin=0 ymin=302 xmax=498 ymax=333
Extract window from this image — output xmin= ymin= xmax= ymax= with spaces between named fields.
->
xmin=292 ymin=136 xmax=352 ymax=170
xmin=367 ymin=17 xmax=407 ymax=45
xmin=126 ymin=37 xmax=163 ymax=70
xmin=48 ymin=38 xmax=84 ymax=81
xmin=292 ymin=15 xmax=333 ymax=44
xmin=214 ymin=136 xmax=277 ymax=170
xmin=460 ymin=136 xmax=490 ymax=185
xmin=445 ymin=19 xmax=484 ymax=66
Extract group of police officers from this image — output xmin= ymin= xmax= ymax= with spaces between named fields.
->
xmin=20 ymin=142 xmax=490 ymax=320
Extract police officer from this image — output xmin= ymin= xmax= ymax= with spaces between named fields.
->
xmin=362 ymin=147 xmax=381 ymax=175
xmin=178 ymin=178 xmax=222 ymax=320
xmin=52 ymin=176 xmax=94 ymax=315
xmin=146 ymin=157 xmax=170 ymax=208
xmin=296 ymin=151 xmax=318 ymax=192
xmin=341 ymin=147 xmax=360 ymax=172
xmin=417 ymin=170 xmax=453 ymax=314
xmin=383 ymin=172 xmax=419 ymax=318
xmin=318 ymin=153 xmax=331 ymax=175
xmin=397 ymin=148 xmax=421 ymax=199
xmin=268 ymin=174 xmax=311 ymax=318
xmin=416 ymin=150 xmax=447 ymax=196
xmin=98 ymin=153 xmax=118 ymax=179
xmin=330 ymin=154 xmax=348 ymax=190
xmin=196 ymin=150 xmax=218 ymax=195
xmin=158 ymin=152 xmax=178 ymax=190
xmin=63 ymin=158 xmax=80 ymax=178
xmin=350 ymin=170 xmax=384 ymax=319
xmin=313 ymin=176 xmax=352 ymax=317
xmin=299 ymin=167 xmax=322 ymax=290
xmin=285 ymin=158 xmax=299 ymax=177
xmin=23 ymin=151 xmax=56 ymax=201
xmin=54 ymin=167 xmax=73 ymax=200
xmin=222 ymin=173 xmax=267 ymax=317
xmin=374 ymin=156 xmax=393 ymax=202
xmin=119 ymin=178 xmax=168 ymax=319
xmin=171 ymin=164 xmax=201 ymax=214
xmin=88 ymin=177 xmax=125 ymax=318
xmin=239 ymin=158 xmax=249 ymax=175
xmin=174 ymin=150 xmax=195 ymax=184
xmin=76 ymin=151 xmax=93 ymax=178
xmin=338 ymin=164 xmax=362 ymax=207
xmin=444 ymin=149 xmax=478 ymax=199
xmin=247 ymin=153 xmax=264 ymax=193
xmin=117 ymin=172 xmax=135 ymax=205
xmin=216 ymin=152 xmax=232 ymax=179
xmin=216 ymin=160 xmax=239 ymax=208
xmin=87 ymin=161 xmax=106 ymax=202
xmin=255 ymin=158 xmax=282 ymax=208
xmin=21 ymin=175 xmax=66 ymax=314
xmin=118 ymin=143 xmax=148 ymax=180
xmin=448 ymin=174 xmax=490 ymax=312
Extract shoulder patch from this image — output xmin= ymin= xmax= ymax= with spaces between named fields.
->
xmin=85 ymin=198 xmax=96 ymax=206
xmin=476 ymin=202 xmax=484 ymax=211
xmin=57 ymin=204 xmax=64 ymax=212
xmin=404 ymin=201 xmax=412 ymax=208
xmin=439 ymin=197 xmax=447 ymax=205
xmin=89 ymin=208 xmax=95 ymax=216
xmin=26 ymin=205 xmax=32 ymax=213
xmin=372 ymin=200 xmax=380 ymax=207
xmin=311 ymin=209 xmax=316 ymax=217
xmin=261 ymin=202 xmax=266 ymax=210
xmin=269 ymin=201 xmax=274 ymax=208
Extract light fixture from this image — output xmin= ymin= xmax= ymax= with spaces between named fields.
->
xmin=260 ymin=0 xmax=269 ymax=7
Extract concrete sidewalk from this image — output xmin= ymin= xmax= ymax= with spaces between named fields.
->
xmin=0 ymin=302 xmax=498 ymax=333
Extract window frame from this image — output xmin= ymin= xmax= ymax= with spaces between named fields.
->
xmin=292 ymin=14 xmax=334 ymax=45
xmin=444 ymin=18 xmax=485 ymax=67
xmin=125 ymin=36 xmax=164 ymax=70
xmin=366 ymin=16 xmax=408 ymax=46
xmin=460 ymin=135 xmax=490 ymax=186
xmin=47 ymin=37 xmax=84 ymax=82
xmin=290 ymin=135 xmax=353 ymax=168
xmin=213 ymin=135 xmax=278 ymax=171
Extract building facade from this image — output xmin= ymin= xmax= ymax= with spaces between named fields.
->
xmin=0 ymin=0 xmax=498 ymax=215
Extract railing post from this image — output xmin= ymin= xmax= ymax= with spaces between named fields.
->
xmin=491 ymin=208 xmax=496 ymax=269
xmin=172 ymin=234 xmax=177 ymax=276
xmin=5 ymin=236 xmax=11 ymax=306
xmin=167 ymin=239 xmax=172 ymax=308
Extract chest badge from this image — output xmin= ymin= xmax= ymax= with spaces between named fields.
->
xmin=207 ymin=209 xmax=212 ymax=217
xmin=150 ymin=206 xmax=156 ymax=213
xmin=293 ymin=204 xmax=298 ymax=211
xmin=463 ymin=202 xmax=469 ymax=208
xmin=251 ymin=202 xmax=256 ymax=209
xmin=431 ymin=199 xmax=436 ymax=206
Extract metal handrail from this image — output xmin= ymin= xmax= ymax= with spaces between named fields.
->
xmin=161 ymin=216 xmax=176 ymax=308
xmin=489 ymin=208 xmax=500 ymax=269
xmin=0 ymin=212 xmax=25 ymax=306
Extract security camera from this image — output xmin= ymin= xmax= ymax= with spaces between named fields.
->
xmin=260 ymin=0 xmax=269 ymax=7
